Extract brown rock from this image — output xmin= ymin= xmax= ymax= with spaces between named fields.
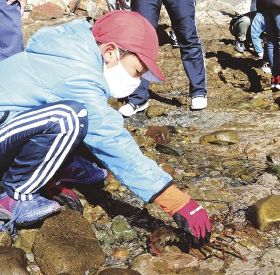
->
xmin=0 ymin=247 xmax=28 ymax=275
xmin=145 ymin=126 xmax=170 ymax=144
xmin=159 ymin=163 xmax=175 ymax=176
xmin=0 ymin=231 xmax=12 ymax=247
xmin=131 ymin=251 xmax=198 ymax=275
xmin=250 ymin=195 xmax=280 ymax=231
xmin=33 ymin=209 xmax=105 ymax=275
xmin=112 ymin=247 xmax=129 ymax=259
xmin=14 ymin=229 xmax=38 ymax=253
xmin=145 ymin=105 xmax=165 ymax=118
xmin=31 ymin=2 xmax=64 ymax=21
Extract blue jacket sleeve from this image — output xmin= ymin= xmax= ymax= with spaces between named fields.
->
xmin=50 ymin=75 xmax=173 ymax=202
xmin=251 ymin=13 xmax=265 ymax=55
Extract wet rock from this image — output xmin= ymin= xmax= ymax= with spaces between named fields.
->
xmin=0 ymin=231 xmax=12 ymax=247
xmin=83 ymin=204 xmax=107 ymax=224
xmin=145 ymin=105 xmax=165 ymax=118
xmin=105 ymin=173 xmax=121 ymax=192
xmin=200 ymin=130 xmax=240 ymax=145
xmin=30 ymin=2 xmax=64 ymax=21
xmin=110 ymin=215 xmax=137 ymax=242
xmin=14 ymin=229 xmax=38 ymax=253
xmin=267 ymin=151 xmax=280 ymax=177
xmin=156 ymin=143 xmax=184 ymax=157
xmin=98 ymin=268 xmax=141 ymax=275
xmin=0 ymin=247 xmax=28 ymax=275
xmin=33 ymin=209 xmax=105 ymax=275
xmin=145 ymin=126 xmax=170 ymax=144
xmin=131 ymin=250 xmax=198 ymax=275
xmin=184 ymin=172 xmax=197 ymax=177
xmin=133 ymin=135 xmax=155 ymax=148
xmin=108 ymin=98 xmax=123 ymax=110
xmin=95 ymin=229 xmax=115 ymax=245
xmin=250 ymin=195 xmax=280 ymax=231
xmin=106 ymin=181 xmax=121 ymax=192
xmin=112 ymin=247 xmax=129 ymax=259
xmin=159 ymin=163 xmax=175 ymax=176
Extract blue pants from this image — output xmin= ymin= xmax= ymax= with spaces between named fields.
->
xmin=263 ymin=9 xmax=280 ymax=76
xmin=0 ymin=101 xmax=88 ymax=201
xmin=129 ymin=0 xmax=207 ymax=106
xmin=0 ymin=0 xmax=24 ymax=61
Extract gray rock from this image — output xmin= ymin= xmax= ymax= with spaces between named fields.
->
xmin=33 ymin=209 xmax=105 ymax=275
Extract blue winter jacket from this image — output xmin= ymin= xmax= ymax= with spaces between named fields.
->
xmin=0 ymin=19 xmax=172 ymax=202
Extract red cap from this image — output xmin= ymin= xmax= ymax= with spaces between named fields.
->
xmin=92 ymin=10 xmax=165 ymax=83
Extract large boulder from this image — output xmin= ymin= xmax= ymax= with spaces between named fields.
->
xmin=33 ymin=209 xmax=105 ymax=275
xmin=249 ymin=195 xmax=280 ymax=230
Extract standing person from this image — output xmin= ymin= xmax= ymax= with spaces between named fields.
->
xmin=0 ymin=0 xmax=26 ymax=61
xmin=0 ymin=11 xmax=211 ymax=246
xmin=257 ymin=0 xmax=280 ymax=90
xmin=119 ymin=0 xmax=208 ymax=117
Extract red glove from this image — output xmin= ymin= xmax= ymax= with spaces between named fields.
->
xmin=173 ymin=199 xmax=211 ymax=246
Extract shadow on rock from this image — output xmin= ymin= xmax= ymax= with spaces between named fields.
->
xmin=206 ymin=50 xmax=263 ymax=93
xmin=78 ymin=185 xmax=192 ymax=252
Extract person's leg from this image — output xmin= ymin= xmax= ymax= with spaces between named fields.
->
xmin=119 ymin=0 xmax=162 ymax=116
xmin=272 ymin=10 xmax=280 ymax=78
xmin=234 ymin=16 xmax=251 ymax=43
xmin=233 ymin=16 xmax=251 ymax=53
xmin=0 ymin=101 xmax=88 ymax=229
xmin=263 ymin=9 xmax=278 ymax=88
xmin=0 ymin=0 xmax=24 ymax=61
xmin=163 ymin=0 xmax=207 ymax=109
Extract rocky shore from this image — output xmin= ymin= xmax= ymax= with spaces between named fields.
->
xmin=0 ymin=0 xmax=279 ymax=274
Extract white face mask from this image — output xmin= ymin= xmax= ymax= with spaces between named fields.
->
xmin=103 ymin=50 xmax=141 ymax=99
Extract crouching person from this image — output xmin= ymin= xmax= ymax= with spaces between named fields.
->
xmin=0 ymin=11 xmax=211 ymax=245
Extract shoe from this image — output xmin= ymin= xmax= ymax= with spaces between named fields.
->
xmin=0 ymin=192 xmax=60 ymax=232
xmin=169 ymin=30 xmax=180 ymax=48
xmin=274 ymin=76 xmax=280 ymax=91
xmin=119 ymin=102 xmax=149 ymax=117
xmin=45 ymin=180 xmax=84 ymax=214
xmin=191 ymin=96 xmax=207 ymax=110
xmin=261 ymin=63 xmax=271 ymax=74
xmin=272 ymin=76 xmax=276 ymax=89
xmin=234 ymin=40 xmax=245 ymax=53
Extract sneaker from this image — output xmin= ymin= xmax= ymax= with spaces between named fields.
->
xmin=119 ymin=102 xmax=149 ymax=117
xmin=261 ymin=62 xmax=271 ymax=74
xmin=0 ymin=192 xmax=60 ymax=232
xmin=234 ymin=40 xmax=245 ymax=53
xmin=274 ymin=76 xmax=280 ymax=91
xmin=45 ymin=180 xmax=84 ymax=214
xmin=169 ymin=30 xmax=180 ymax=48
xmin=191 ymin=96 xmax=207 ymax=110
xmin=272 ymin=76 xmax=276 ymax=89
